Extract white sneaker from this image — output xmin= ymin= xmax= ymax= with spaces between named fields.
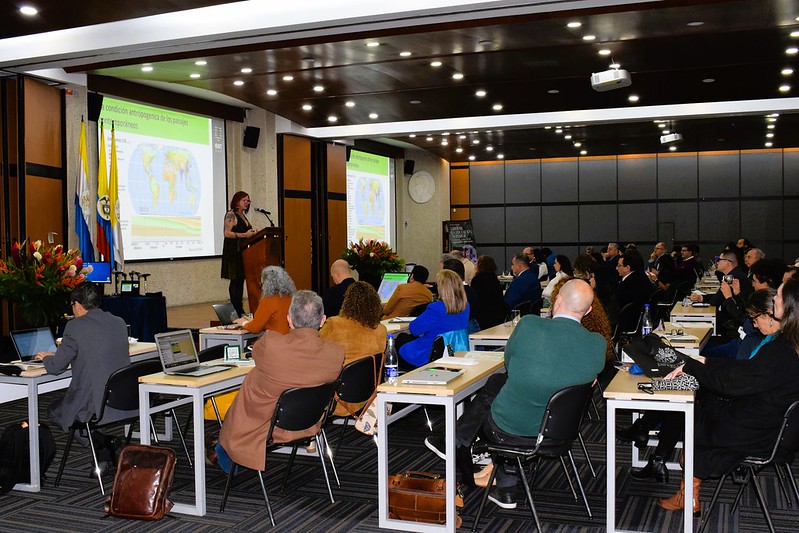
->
xmin=424 ymin=436 xmax=446 ymax=461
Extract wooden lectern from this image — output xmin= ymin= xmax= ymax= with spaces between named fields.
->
xmin=241 ymin=227 xmax=284 ymax=314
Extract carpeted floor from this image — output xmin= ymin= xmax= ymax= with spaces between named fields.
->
xmin=0 ymin=381 xmax=797 ymax=532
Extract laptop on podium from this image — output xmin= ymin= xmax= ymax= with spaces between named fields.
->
xmin=154 ymin=329 xmax=228 ymax=377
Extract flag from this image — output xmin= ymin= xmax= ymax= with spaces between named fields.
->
xmin=75 ymin=120 xmax=94 ymax=261
xmin=96 ymin=121 xmax=113 ymax=265
xmin=109 ymin=123 xmax=124 ymax=270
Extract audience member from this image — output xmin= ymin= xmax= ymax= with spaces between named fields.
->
xmin=750 ymin=258 xmax=787 ymax=291
xmin=615 ymin=250 xmax=653 ymax=312
xmin=235 ymin=266 xmax=295 ymax=334
xmin=532 ymin=248 xmax=549 ymax=280
xmin=785 ymin=266 xmax=799 ymax=283
xmin=605 ymin=242 xmax=621 ymax=268
xmin=736 ymin=237 xmax=753 ymax=250
xmin=470 ymin=256 xmax=507 ymax=330
xmin=744 ymin=247 xmax=765 ymax=272
xmin=450 ymin=248 xmax=476 ymax=284
xmin=442 ymin=258 xmax=480 ymax=329
xmin=647 ymin=242 xmax=676 ymax=292
xmin=691 ymin=250 xmax=753 ymax=343
xmin=542 ymin=247 xmax=557 ymax=279
xmin=503 ymin=253 xmax=543 ymax=311
xmin=591 ymin=258 xmax=620 ymax=327
xmin=548 ymin=276 xmax=613 ymax=361
xmin=542 ymin=254 xmax=573 ymax=300
xmin=381 ymin=265 xmax=433 ymax=319
xmin=676 ymin=244 xmax=701 ymax=287
xmin=322 ymin=259 xmax=355 ymax=317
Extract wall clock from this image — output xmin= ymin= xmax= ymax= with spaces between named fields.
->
xmin=408 ymin=170 xmax=435 ymax=204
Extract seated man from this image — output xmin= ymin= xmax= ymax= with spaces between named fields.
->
xmin=381 ymin=265 xmax=433 ymax=319
xmin=36 ymin=282 xmax=131 ymax=471
xmin=690 ymin=250 xmax=753 ymax=343
xmin=215 ymin=290 xmax=344 ymax=473
xmin=503 ymin=253 xmax=542 ymax=311
xmin=450 ymin=248 xmax=476 ymax=284
xmin=322 ymin=259 xmax=355 ymax=317
xmin=615 ymin=250 xmax=654 ymax=312
xmin=426 ymin=280 xmax=605 ymax=509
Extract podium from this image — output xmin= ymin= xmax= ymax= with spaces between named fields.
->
xmin=241 ymin=227 xmax=283 ymax=314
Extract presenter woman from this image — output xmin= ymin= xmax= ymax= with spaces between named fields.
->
xmin=222 ymin=191 xmax=257 ymax=316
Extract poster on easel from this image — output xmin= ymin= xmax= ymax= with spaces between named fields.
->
xmin=443 ymin=220 xmax=476 ymax=261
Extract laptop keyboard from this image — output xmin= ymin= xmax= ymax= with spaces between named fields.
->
xmin=173 ymin=366 xmax=227 ymax=376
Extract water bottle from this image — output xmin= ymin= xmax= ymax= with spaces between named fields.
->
xmin=642 ymin=304 xmax=653 ymax=336
xmin=384 ymin=334 xmax=399 ymax=385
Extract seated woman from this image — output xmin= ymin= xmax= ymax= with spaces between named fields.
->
xmin=320 ymin=281 xmax=387 ymax=415
xmin=470 ymin=255 xmax=506 ymax=330
xmin=542 ymin=254 xmax=573 ymax=301
xmin=395 ymin=269 xmax=470 ymax=369
xmin=235 ymin=266 xmax=295 ymax=334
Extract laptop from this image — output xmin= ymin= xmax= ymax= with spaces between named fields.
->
xmin=213 ymin=303 xmax=240 ymax=325
xmin=10 ymin=328 xmax=55 ymax=364
xmin=154 ymin=329 xmax=229 ymax=377
xmin=623 ymin=340 xmax=687 ymax=379
xmin=377 ymin=272 xmax=410 ymax=304
xmin=402 ymin=366 xmax=464 ymax=385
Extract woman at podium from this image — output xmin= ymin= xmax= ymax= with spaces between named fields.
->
xmin=222 ymin=191 xmax=257 ymax=316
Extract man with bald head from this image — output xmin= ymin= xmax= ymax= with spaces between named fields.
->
xmin=425 ymin=280 xmax=606 ymax=508
xmin=322 ymin=259 xmax=355 ymax=317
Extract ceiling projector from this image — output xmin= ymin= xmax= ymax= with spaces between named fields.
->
xmin=660 ymin=133 xmax=683 ymax=144
xmin=590 ymin=69 xmax=631 ymax=92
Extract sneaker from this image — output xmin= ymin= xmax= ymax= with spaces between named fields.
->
xmin=488 ymin=488 xmax=517 ymax=509
xmin=424 ymin=436 xmax=446 ymax=461
xmin=304 ymin=441 xmax=317 ymax=455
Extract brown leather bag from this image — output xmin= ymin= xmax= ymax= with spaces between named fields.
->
xmin=104 ymin=444 xmax=176 ymax=520
xmin=388 ymin=471 xmax=464 ymax=528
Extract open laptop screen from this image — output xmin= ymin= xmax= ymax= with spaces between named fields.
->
xmin=83 ymin=261 xmax=112 ymax=283
xmin=155 ymin=330 xmax=198 ymax=369
xmin=377 ymin=272 xmax=410 ymax=302
xmin=11 ymin=328 xmax=57 ymax=361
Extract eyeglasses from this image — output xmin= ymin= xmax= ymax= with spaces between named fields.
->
xmin=717 ymin=258 xmax=731 ymax=263
xmin=749 ymin=313 xmax=763 ymax=321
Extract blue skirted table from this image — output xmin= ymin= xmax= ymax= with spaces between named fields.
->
xmin=102 ymin=295 xmax=168 ymax=342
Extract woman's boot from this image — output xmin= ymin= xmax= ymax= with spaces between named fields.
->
xmin=658 ymin=477 xmax=701 ymax=516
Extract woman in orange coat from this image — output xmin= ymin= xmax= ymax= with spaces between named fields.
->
xmin=235 ymin=266 xmax=295 ymax=334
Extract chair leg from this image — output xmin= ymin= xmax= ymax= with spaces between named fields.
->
xmin=530 ymin=456 xmax=543 ymax=487
xmin=589 ymin=395 xmax=601 ymax=421
xmin=423 ymin=407 xmax=433 ymax=432
xmin=516 ymin=456 xmax=542 ymax=532
xmin=577 ymin=432 xmax=596 ymax=478
xmin=334 ymin=418 xmax=349 ymax=458
xmin=698 ymin=473 xmax=727 ymax=533
xmin=211 ymin=397 xmax=223 ymax=427
xmin=321 ymin=429 xmax=340 ymax=486
xmin=170 ymin=409 xmax=192 ymax=468
xmin=750 ymin=470 xmax=777 ymax=533
xmin=124 ymin=423 xmax=134 ymax=446
xmin=315 ymin=434 xmax=336 ymax=504
xmin=730 ymin=469 xmax=751 ymax=514
xmin=85 ymin=424 xmax=105 ymax=496
xmin=559 ymin=456 xmax=578 ymax=501
xmin=256 ymin=470 xmax=276 ymax=527
xmin=471 ymin=457 xmax=500 ymax=532
xmin=149 ymin=415 xmax=160 ymax=444
xmin=568 ymin=450 xmax=592 ymax=519
xmin=54 ymin=427 xmax=76 ymax=487
xmin=774 ymin=463 xmax=790 ymax=505
xmin=219 ymin=461 xmax=237 ymax=512
xmin=785 ymin=464 xmax=799 ymax=506
xmin=280 ymin=444 xmax=299 ymax=492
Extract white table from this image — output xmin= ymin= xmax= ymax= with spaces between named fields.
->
xmin=670 ymin=302 xmax=717 ymax=334
xmin=605 ymin=371 xmax=695 ymax=533
xmin=198 ymin=326 xmax=261 ymax=350
xmin=376 ymin=353 xmax=505 ymax=532
xmin=0 ymin=342 xmax=157 ymax=493
xmin=381 ymin=317 xmax=415 ymax=335
xmin=468 ymin=323 xmax=514 ymax=350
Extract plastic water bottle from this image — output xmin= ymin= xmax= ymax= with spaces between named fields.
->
xmin=385 ymin=334 xmax=399 ymax=385
xmin=642 ymin=304 xmax=653 ymax=335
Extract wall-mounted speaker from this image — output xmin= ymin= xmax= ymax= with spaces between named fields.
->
xmin=243 ymin=126 xmax=261 ymax=148
xmin=87 ymin=93 xmax=103 ymax=122
xmin=404 ymin=159 xmax=415 ymax=176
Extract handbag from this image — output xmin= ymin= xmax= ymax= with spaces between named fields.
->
xmin=388 ymin=471 xmax=464 ymax=528
xmin=105 ymin=445 xmax=176 ymax=520
xmin=650 ymin=373 xmax=699 ymax=391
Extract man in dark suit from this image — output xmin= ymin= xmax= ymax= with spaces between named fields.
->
xmin=605 ymin=242 xmax=621 ymax=268
xmin=503 ymin=253 xmax=542 ymax=311
xmin=676 ymin=243 xmax=702 ymax=288
xmin=616 ymin=250 xmax=654 ymax=312
xmin=322 ymin=259 xmax=355 ymax=317
xmin=647 ymin=241 xmax=677 ymax=293
xmin=690 ymin=251 xmax=753 ymax=342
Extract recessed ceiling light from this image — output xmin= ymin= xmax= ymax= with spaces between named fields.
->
xmin=302 ymin=104 xmax=312 ymax=111
xmin=19 ymin=6 xmax=37 ymax=16
xmin=547 ymin=89 xmax=559 ymax=94
xmin=345 ymin=101 xmax=355 ymax=107
xmin=598 ymin=49 xmax=612 ymax=56
xmin=686 ymin=21 xmax=704 ymax=27
xmin=658 ymin=123 xmax=666 ymax=128
xmin=195 ymin=60 xmax=207 ymax=66
xmin=545 ymin=126 xmax=552 ymax=130
xmin=792 ymin=31 xmax=799 ymax=38
xmin=475 ymin=89 xmax=487 ymax=97
xmin=327 ymin=116 xmax=338 ymax=122
xmin=574 ymin=142 xmax=582 ymax=147
xmin=426 ymin=136 xmax=434 ymax=142
xmin=555 ymin=128 xmax=563 ymax=134
xmin=663 ymin=130 xmax=671 ymax=135
xmin=782 ymin=68 xmax=794 ymax=76
xmin=141 ymin=66 xmax=154 ymax=72
xmin=266 ymin=89 xmax=278 ymax=96
xmin=786 ymin=47 xmax=798 ymax=55
xmin=628 ymin=95 xmax=640 ymax=102
xmin=459 ymin=135 xmax=466 ymax=139
xmin=478 ymin=40 xmax=495 ymax=47
xmin=567 ymin=21 xmax=582 ymax=28
xmin=442 ymin=132 xmax=450 ymax=136
xmin=283 ymin=75 xmax=294 ymax=81
xmin=471 ymin=130 xmax=479 ymax=133
xmin=472 ymin=139 xmax=480 ymax=145
xmin=190 ymin=73 xmax=201 ymax=78
xmin=410 ymin=100 xmax=422 ymax=105
xmin=302 ymin=57 xmax=316 ymax=63
xmin=767 ymin=118 xmax=777 ymax=123
xmin=765 ymin=142 xmax=773 ymax=147
xmin=497 ymin=154 xmax=505 ymax=159
xmin=456 ymin=147 xmax=463 ymax=153
xmin=313 ymin=85 xmax=324 ymax=92
xmin=780 ymin=84 xmax=792 ymax=92
xmin=486 ymin=146 xmax=494 ymax=152
xmin=564 ymin=134 xmax=572 ymax=140
xmin=768 ymin=124 xmax=775 ymax=129
xmin=430 ymin=61 xmax=443 ymax=67
xmin=409 ymin=134 xmax=416 ymax=138
xmin=369 ymin=112 xmax=378 ymax=119
xmin=399 ymin=51 xmax=412 ymax=57
xmin=583 ymin=35 xmax=596 ymax=41
xmin=469 ymin=155 xmax=476 ymax=161
xmin=669 ymin=146 xmax=677 ymax=151
xmin=233 ymin=80 xmax=244 ymax=86
xmin=492 ymin=103 xmax=503 ymax=111
xmin=452 ymin=73 xmax=464 ymax=80
xmin=609 ymin=63 xmax=621 ymax=69
xmin=768 ymin=113 xmax=780 ymax=117
xmin=241 ymin=67 xmax=253 ymax=74
xmin=580 ymin=150 xmax=588 ymax=155
xmin=767 ymin=132 xmax=775 ymax=138
xmin=702 ymin=78 xmax=715 ymax=83
xmin=441 ymin=140 xmax=449 ymax=146
xmin=366 ymin=41 xmax=380 ymax=47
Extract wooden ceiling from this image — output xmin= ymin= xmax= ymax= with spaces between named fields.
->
xmin=3 ymin=0 xmax=799 ymax=161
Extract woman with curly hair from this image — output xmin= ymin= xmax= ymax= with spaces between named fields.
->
xmin=235 ymin=266 xmax=296 ymax=334
xmin=320 ymin=281 xmax=387 ymax=415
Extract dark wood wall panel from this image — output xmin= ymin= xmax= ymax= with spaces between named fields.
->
xmin=450 ymin=167 xmax=470 ymax=205
xmin=741 ymin=150 xmax=783 ymax=197
xmin=24 ymin=175 xmax=62 ymax=243
xmin=505 ymin=205 xmax=540 ymax=244
xmin=579 ymin=204 xmax=615 ymax=242
xmin=282 ymin=135 xmax=311 ymax=191
xmin=541 ymin=159 xmax=577 ymax=203
xmin=505 ymin=161 xmax=540 ymax=204
xmin=741 ymin=200 xmax=783 ymax=249
xmin=619 ymin=203 xmax=657 ymax=243
xmin=698 ymin=151 xmax=739 ymax=198
xmin=785 ymin=150 xmax=799 ymax=195
xmin=658 ymin=153 xmax=697 ymax=199
xmin=618 ymin=155 xmax=657 ymax=201
xmin=470 ymin=206 xmax=504 ymax=243
xmin=325 ymin=143 xmax=347 ymax=285
xmin=542 ymin=205 xmax=578 ymax=242
xmin=280 ymin=134 xmax=312 ymax=289
xmin=579 ymin=157 xmax=616 ymax=202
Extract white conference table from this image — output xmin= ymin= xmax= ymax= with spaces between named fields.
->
xmin=468 ymin=322 xmax=515 ymax=350
xmin=670 ymin=302 xmax=717 ymax=334
xmin=375 ymin=352 xmax=505 ymax=532
xmin=0 ymin=342 xmax=157 ymax=493
xmin=198 ymin=326 xmax=261 ymax=350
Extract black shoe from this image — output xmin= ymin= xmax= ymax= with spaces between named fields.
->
xmin=456 ymin=446 xmax=475 ymax=488
xmin=425 ymin=436 xmax=446 ymax=461
xmin=616 ymin=424 xmax=649 ymax=449
xmin=630 ymin=456 xmax=669 ymax=483
xmin=488 ymin=488 xmax=517 ymax=509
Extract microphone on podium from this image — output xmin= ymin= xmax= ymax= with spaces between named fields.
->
xmin=254 ymin=207 xmax=271 ymax=215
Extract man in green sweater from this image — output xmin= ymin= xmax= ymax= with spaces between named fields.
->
xmin=426 ymin=279 xmax=606 ymax=509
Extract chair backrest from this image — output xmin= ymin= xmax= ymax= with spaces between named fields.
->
xmin=771 ymin=400 xmax=799 ymax=462
xmin=511 ymin=300 xmax=532 ymax=316
xmin=428 ymin=328 xmax=469 ymax=363
xmin=618 ymin=302 xmax=643 ymax=336
xmin=266 ymin=380 xmax=339 ymax=445
xmin=197 ymin=343 xmax=226 ymax=363
xmin=538 ymin=382 xmax=594 ymax=443
xmin=101 ymin=359 xmax=163 ymax=415
xmin=337 ymin=354 xmax=381 ymax=404
xmin=409 ymin=303 xmax=429 ymax=317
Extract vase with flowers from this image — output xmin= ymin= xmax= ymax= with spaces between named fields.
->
xmin=341 ymin=239 xmax=405 ymax=289
xmin=0 ymin=240 xmax=92 ymax=328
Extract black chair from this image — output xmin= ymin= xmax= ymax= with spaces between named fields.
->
xmin=54 ymin=359 xmax=189 ymax=494
xmin=331 ymin=353 xmax=382 ymax=458
xmin=698 ymin=400 xmax=799 ymax=533
xmin=219 ymin=380 xmax=340 ymax=527
xmin=655 ymin=280 xmax=692 ymax=324
xmin=511 ymin=300 xmax=533 ymax=317
xmin=611 ymin=303 xmax=642 ymax=362
xmin=409 ymin=303 xmax=429 ymax=317
xmin=471 ymin=382 xmax=595 ymax=532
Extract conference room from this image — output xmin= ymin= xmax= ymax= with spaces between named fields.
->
xmin=1 ymin=1 xmax=799 ymax=531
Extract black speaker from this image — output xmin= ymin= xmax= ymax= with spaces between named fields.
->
xmin=87 ymin=93 xmax=103 ymax=122
xmin=404 ymin=159 xmax=415 ymax=176
xmin=243 ymin=126 xmax=261 ymax=148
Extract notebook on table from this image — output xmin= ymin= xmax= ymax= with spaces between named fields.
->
xmin=10 ymin=328 xmax=56 ymax=364
xmin=212 ymin=303 xmax=240 ymax=325
xmin=624 ymin=341 xmax=687 ymax=379
xmin=154 ymin=329 xmax=229 ymax=377
xmin=378 ymin=272 xmax=410 ymax=304
xmin=401 ymin=366 xmax=464 ymax=385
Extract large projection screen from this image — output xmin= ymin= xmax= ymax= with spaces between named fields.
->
xmin=345 ymin=149 xmax=395 ymax=248
xmin=97 ymin=97 xmax=227 ymax=261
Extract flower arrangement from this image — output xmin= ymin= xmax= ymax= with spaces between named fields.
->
xmin=0 ymin=239 xmax=91 ymax=327
xmin=341 ymin=239 xmax=404 ymax=276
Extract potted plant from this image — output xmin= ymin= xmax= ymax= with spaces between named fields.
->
xmin=341 ymin=239 xmax=404 ymax=289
